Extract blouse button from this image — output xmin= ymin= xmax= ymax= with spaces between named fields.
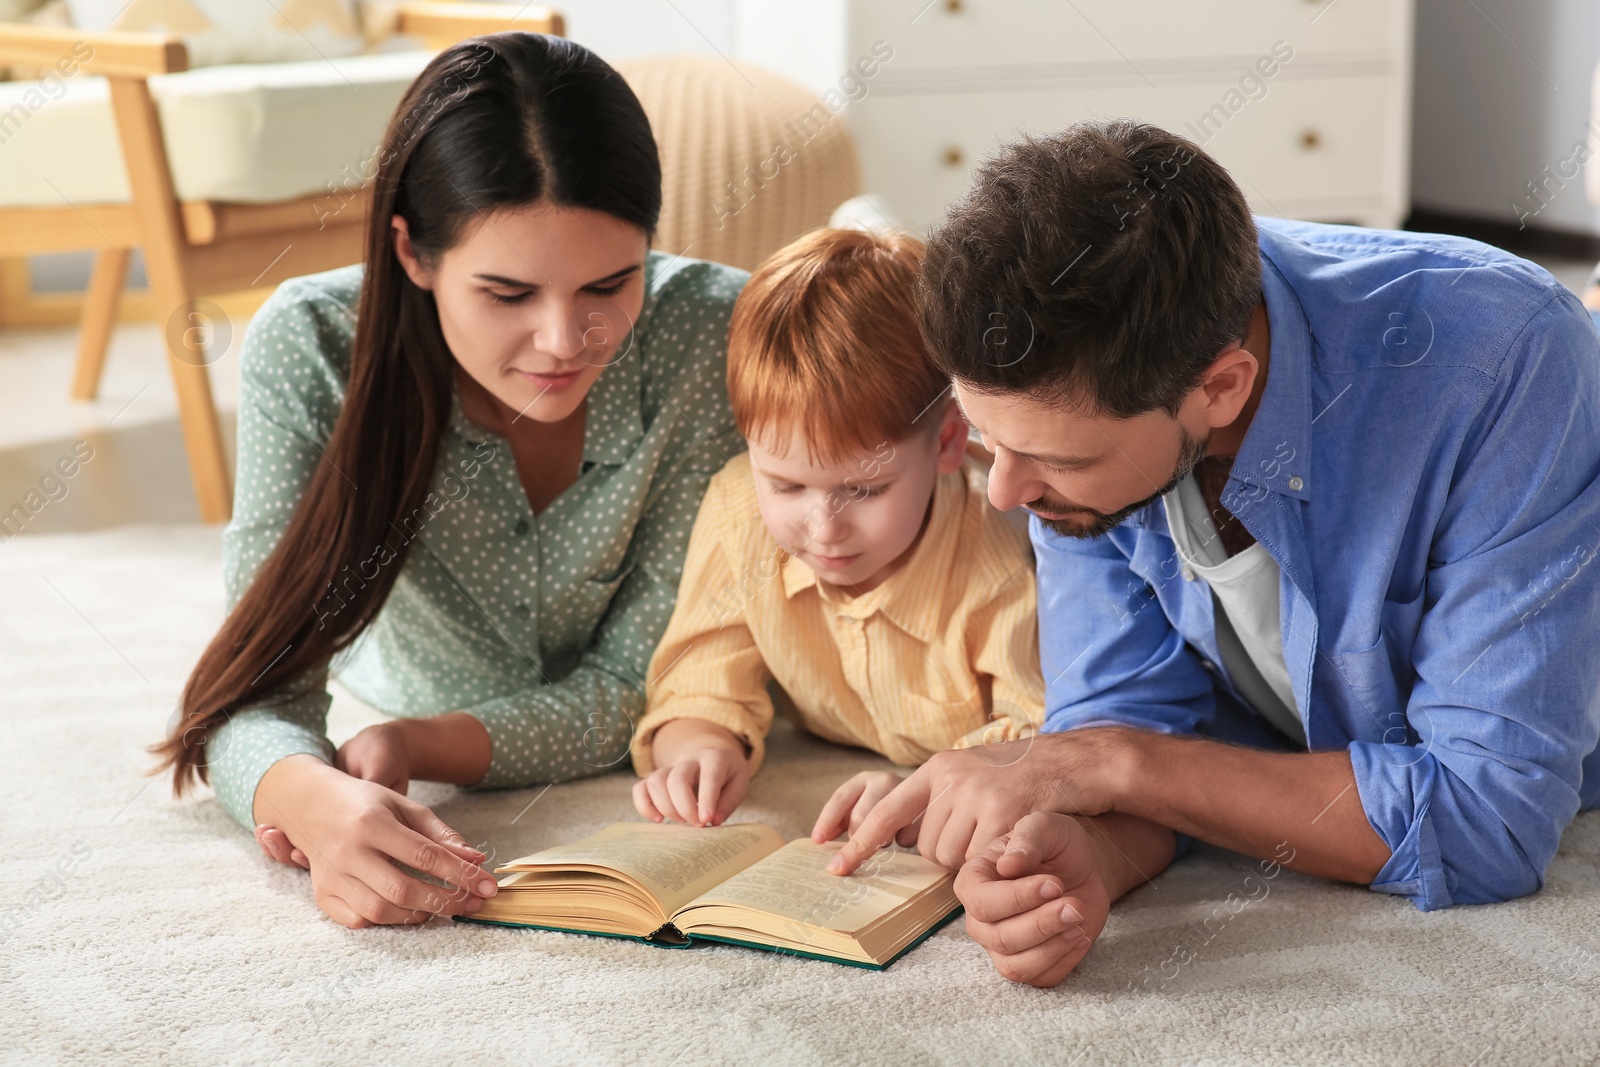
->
xmin=514 ymin=519 xmax=530 ymax=536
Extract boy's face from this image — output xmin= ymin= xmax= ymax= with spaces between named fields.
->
xmin=748 ymin=403 xmax=966 ymax=595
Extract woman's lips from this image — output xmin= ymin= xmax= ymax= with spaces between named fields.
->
xmin=517 ymin=368 xmax=584 ymax=393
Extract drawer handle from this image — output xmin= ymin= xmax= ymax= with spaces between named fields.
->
xmin=1300 ymin=128 xmax=1322 ymax=150
xmin=942 ymin=145 xmax=964 ymax=167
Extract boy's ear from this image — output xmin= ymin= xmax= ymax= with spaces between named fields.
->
xmin=933 ymin=394 xmax=966 ymax=475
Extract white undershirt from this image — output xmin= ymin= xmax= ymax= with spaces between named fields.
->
xmin=1163 ymin=472 xmax=1307 ymax=748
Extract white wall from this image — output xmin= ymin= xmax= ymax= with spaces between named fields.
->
xmin=1410 ymin=0 xmax=1600 ymax=234
xmin=523 ymin=0 xmax=736 ymax=60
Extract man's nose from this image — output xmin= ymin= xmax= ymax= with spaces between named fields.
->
xmin=987 ymin=450 xmax=1040 ymax=512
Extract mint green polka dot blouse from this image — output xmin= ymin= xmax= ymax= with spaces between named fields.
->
xmin=208 ymin=252 xmax=749 ymax=830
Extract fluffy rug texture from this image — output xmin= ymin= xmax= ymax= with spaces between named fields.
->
xmin=4 ymin=525 xmax=1599 ymax=1066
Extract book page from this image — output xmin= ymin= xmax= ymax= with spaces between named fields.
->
xmin=679 ymin=839 xmax=950 ymax=936
xmin=498 ymin=823 xmax=785 ymax=915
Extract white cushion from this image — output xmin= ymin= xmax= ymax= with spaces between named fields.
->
xmin=0 ymin=49 xmax=432 ymax=206
xmin=63 ymin=0 xmax=366 ymax=68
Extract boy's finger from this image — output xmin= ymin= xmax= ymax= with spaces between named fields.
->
xmin=811 ymin=783 xmax=863 ymax=842
xmin=646 ymin=776 xmax=681 ymax=823
xmin=827 ymin=772 xmax=931 ymax=875
xmin=634 ymin=780 xmax=664 ymax=822
xmin=696 ymin=760 xmax=725 ymax=824
xmin=713 ymin=772 xmax=747 ymax=825
xmin=666 ymin=764 xmax=701 ymax=826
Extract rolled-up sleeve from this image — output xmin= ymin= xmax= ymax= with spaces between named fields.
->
xmin=1351 ymin=294 xmax=1600 ymax=910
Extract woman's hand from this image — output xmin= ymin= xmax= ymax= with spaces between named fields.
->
xmin=335 ymin=721 xmax=411 ymax=794
xmin=811 ymin=771 xmax=918 ymax=846
xmin=253 ymin=754 xmax=498 ymax=928
xmin=633 ymin=718 xmax=751 ymax=828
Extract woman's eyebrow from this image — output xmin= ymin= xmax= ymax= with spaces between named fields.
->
xmin=472 ymin=263 xmax=642 ymax=289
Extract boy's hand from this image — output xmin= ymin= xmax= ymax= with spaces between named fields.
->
xmin=633 ymin=719 xmax=752 ymax=828
xmin=810 ymin=771 xmax=917 ymax=845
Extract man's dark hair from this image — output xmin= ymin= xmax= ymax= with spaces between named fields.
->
xmin=918 ymin=119 xmax=1261 ymax=418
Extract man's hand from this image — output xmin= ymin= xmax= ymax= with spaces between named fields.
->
xmin=956 ymin=812 xmax=1113 ymax=987
xmin=826 ymin=728 xmax=1131 ymax=874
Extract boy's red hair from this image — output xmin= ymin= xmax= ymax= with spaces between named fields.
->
xmin=727 ymin=227 xmax=950 ymax=466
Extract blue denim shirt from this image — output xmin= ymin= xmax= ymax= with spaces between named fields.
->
xmin=1036 ymin=216 xmax=1600 ymax=911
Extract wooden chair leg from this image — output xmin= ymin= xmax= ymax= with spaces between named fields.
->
xmin=155 ymin=281 xmax=233 ymax=523
xmin=69 ymin=248 xmax=131 ymax=401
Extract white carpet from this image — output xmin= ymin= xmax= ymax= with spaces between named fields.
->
xmin=4 ymin=524 xmax=1600 ymax=1066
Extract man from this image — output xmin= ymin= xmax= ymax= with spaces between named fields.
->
xmin=825 ymin=119 xmax=1600 ymax=989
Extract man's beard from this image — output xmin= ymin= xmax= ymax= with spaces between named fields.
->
xmin=1029 ymin=426 xmax=1209 ymax=540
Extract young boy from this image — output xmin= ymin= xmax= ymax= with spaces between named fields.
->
xmin=628 ymin=227 xmax=1044 ymax=848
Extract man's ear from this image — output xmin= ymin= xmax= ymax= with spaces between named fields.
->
xmin=1197 ymin=344 xmax=1258 ymax=429
xmin=933 ymin=393 xmax=967 ymax=475
xmin=391 ymin=214 xmax=435 ymax=291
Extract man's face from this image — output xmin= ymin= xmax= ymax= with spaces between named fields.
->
xmin=953 ymin=381 xmax=1209 ymax=539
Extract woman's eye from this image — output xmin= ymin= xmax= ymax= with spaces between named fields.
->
xmin=587 ymin=282 xmax=627 ymax=297
xmin=486 ymin=290 xmax=529 ymax=305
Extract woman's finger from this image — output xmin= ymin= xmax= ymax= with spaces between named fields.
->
xmin=318 ymin=891 xmax=372 ymax=930
xmin=378 ymin=811 xmax=499 ymax=902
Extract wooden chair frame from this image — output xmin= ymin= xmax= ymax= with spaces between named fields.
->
xmin=0 ymin=2 xmax=563 ymax=522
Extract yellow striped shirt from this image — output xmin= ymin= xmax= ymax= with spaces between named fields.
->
xmin=630 ymin=451 xmax=1044 ymax=777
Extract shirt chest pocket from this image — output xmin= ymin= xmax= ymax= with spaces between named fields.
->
xmin=1330 ymin=586 xmax=1424 ymax=719
xmin=559 ymin=558 xmax=637 ymax=626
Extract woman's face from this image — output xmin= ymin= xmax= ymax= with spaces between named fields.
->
xmin=393 ymin=202 xmax=649 ymax=427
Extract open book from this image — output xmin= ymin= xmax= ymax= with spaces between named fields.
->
xmin=455 ymin=822 xmax=962 ymax=969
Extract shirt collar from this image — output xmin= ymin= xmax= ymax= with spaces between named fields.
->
xmin=1224 ymin=232 xmax=1316 ymax=508
xmin=779 ymin=462 xmax=968 ymax=643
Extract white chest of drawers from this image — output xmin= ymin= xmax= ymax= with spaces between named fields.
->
xmin=736 ymin=0 xmax=1413 ymax=233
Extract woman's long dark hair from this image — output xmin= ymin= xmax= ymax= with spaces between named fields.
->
xmin=151 ymin=33 xmax=662 ymax=793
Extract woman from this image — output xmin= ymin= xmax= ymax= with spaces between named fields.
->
xmin=150 ymin=34 xmax=747 ymax=928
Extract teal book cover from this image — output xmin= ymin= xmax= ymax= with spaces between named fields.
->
xmin=456 ymin=902 xmax=964 ymax=970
